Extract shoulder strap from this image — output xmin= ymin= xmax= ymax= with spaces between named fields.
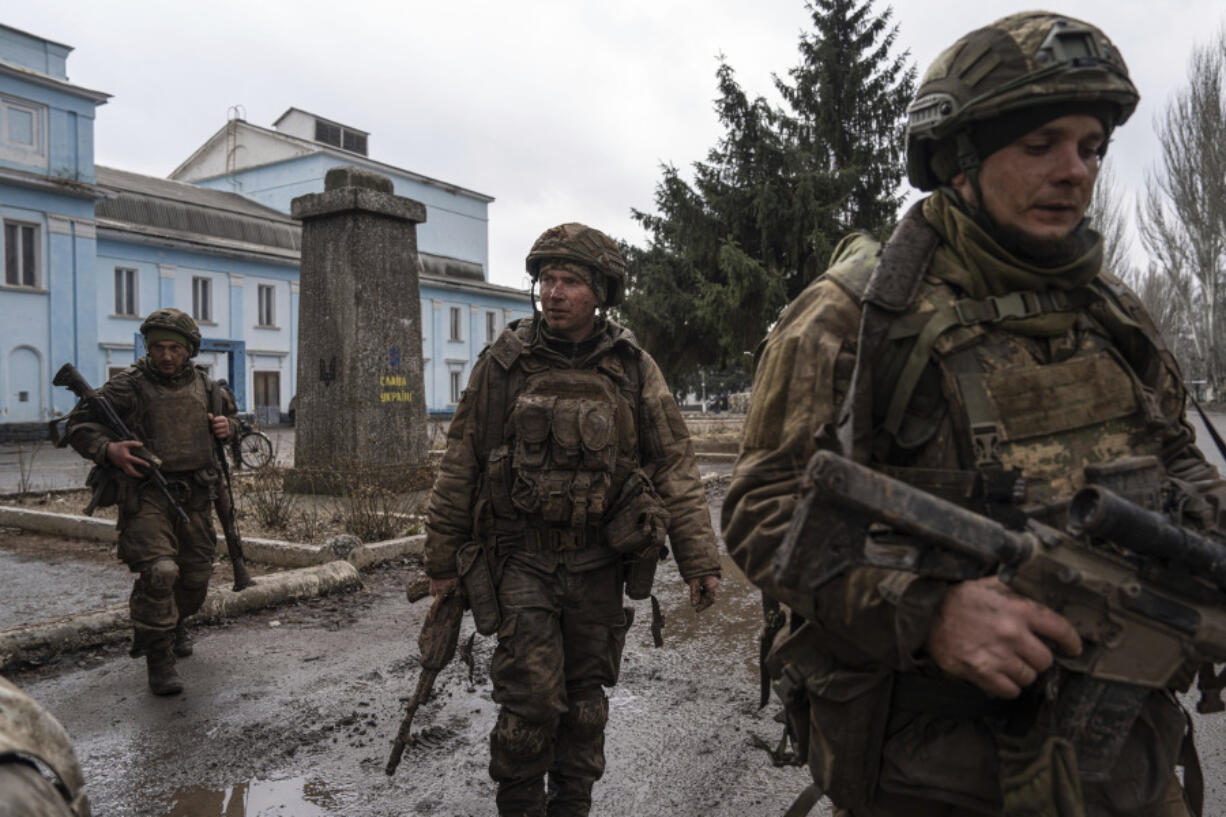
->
xmin=833 ymin=199 xmax=941 ymax=462
xmin=879 ymin=288 xmax=1096 ymax=440
xmin=480 ymin=358 xmax=510 ymax=458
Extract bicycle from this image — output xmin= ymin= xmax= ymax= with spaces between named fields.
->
xmin=230 ymin=417 xmax=274 ymax=470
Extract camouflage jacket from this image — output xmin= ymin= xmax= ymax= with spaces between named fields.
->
xmin=425 ymin=316 xmax=721 ymax=582
xmin=722 ymin=197 xmax=1226 ymax=812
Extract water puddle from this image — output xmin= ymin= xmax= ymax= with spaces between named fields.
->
xmin=166 ymin=776 xmax=337 ymax=817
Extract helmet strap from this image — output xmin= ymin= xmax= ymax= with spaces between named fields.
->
xmin=955 ymin=131 xmax=985 ymax=210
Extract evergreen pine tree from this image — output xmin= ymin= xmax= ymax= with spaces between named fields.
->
xmin=619 ymin=0 xmax=914 ymax=387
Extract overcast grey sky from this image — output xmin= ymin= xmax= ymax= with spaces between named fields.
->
xmin=7 ymin=1 xmax=1223 ymax=289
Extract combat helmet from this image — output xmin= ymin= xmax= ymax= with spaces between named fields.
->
xmin=0 ymin=676 xmax=90 ymax=817
xmin=906 ymin=12 xmax=1139 ymax=191
xmin=525 ymin=223 xmax=627 ymax=307
xmin=139 ymin=308 xmax=201 ymax=356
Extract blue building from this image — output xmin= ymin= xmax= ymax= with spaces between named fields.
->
xmin=169 ymin=107 xmax=532 ymax=419
xmin=0 ymin=25 xmax=532 ymax=436
xmin=0 ymin=25 xmax=108 ymax=429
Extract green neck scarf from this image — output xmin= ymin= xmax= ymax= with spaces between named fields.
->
xmin=922 ymin=192 xmax=1103 ymax=337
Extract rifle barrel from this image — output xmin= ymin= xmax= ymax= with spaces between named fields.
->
xmin=1070 ymin=485 xmax=1226 ymax=590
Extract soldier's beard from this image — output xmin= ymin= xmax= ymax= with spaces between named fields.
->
xmin=990 ymin=220 xmax=1095 ymax=268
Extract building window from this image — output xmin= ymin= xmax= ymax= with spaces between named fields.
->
xmin=342 ymin=131 xmax=367 ymax=154
xmin=449 ymin=306 xmax=463 ymax=341
xmin=192 ymin=276 xmax=212 ymax=322
xmin=257 ymin=284 xmax=275 ymax=327
xmin=0 ymin=95 xmax=45 ymax=165
xmin=3 ymin=221 xmax=39 ymax=288
xmin=314 ymin=119 xmax=368 ymax=156
xmin=485 ymin=311 xmax=499 ymax=345
xmin=107 ymin=366 xmax=127 ymax=380
xmin=314 ymin=120 xmax=341 ymax=146
xmin=449 ymin=369 xmax=463 ymax=404
xmin=114 ymin=267 xmax=138 ymax=316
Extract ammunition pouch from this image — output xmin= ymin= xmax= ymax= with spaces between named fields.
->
xmin=457 ymin=540 xmax=501 ymax=635
xmin=995 ymin=730 xmax=1086 ymax=817
xmin=768 ymin=624 xmax=893 ymax=810
xmin=83 ymin=464 xmax=120 ymax=516
xmin=604 ymin=470 xmax=670 ymax=600
xmin=604 ymin=470 xmax=670 ymax=555
xmin=623 ymin=547 xmax=663 ymax=601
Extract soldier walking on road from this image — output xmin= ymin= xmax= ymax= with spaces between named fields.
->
xmin=423 ymin=223 xmax=722 ymax=817
xmin=62 ymin=308 xmax=237 ymax=696
xmin=724 ymin=12 xmax=1226 ymax=817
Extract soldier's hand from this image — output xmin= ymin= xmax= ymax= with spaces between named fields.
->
xmin=105 ymin=440 xmax=148 ymax=478
xmin=208 ymin=412 xmax=231 ymax=439
xmin=927 ymin=576 xmax=1082 ymax=699
xmin=429 ymin=577 xmax=459 ymax=598
xmin=689 ymin=575 xmax=719 ymax=612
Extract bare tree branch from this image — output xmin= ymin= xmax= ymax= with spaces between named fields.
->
xmin=1137 ymin=27 xmax=1226 ymax=388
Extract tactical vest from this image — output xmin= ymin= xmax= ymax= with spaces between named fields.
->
xmin=825 ymin=224 xmax=1184 ymax=521
xmin=135 ymin=368 xmax=216 ymax=472
xmin=480 ymin=326 xmax=643 ymax=546
xmin=509 ymin=367 xmax=623 ymax=527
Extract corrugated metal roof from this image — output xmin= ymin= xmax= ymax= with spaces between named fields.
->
xmin=92 ymin=165 xmax=528 ymax=301
xmin=95 ymin=165 xmax=301 ymax=252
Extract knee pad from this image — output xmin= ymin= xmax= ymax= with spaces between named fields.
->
xmin=561 ymin=690 xmax=608 ymax=744
xmin=141 ymin=558 xmax=180 ymax=596
xmin=174 ymin=584 xmax=209 ymax=619
xmin=490 ymin=710 xmax=556 ymax=780
xmin=177 ymin=564 xmax=213 ymax=591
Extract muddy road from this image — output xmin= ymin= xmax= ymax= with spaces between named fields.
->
xmin=5 ymin=488 xmax=819 ymax=817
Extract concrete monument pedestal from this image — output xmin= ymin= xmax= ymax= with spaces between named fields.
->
xmin=285 ymin=166 xmax=431 ymax=494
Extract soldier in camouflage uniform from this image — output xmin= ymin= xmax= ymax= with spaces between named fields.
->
xmin=424 ymin=223 xmax=722 ymax=817
xmin=0 ymin=675 xmax=90 ymax=817
xmin=724 ymin=12 xmax=1226 ymax=817
xmin=63 ymin=308 xmax=237 ymax=696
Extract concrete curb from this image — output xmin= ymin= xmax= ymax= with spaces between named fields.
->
xmin=0 ymin=560 xmax=364 ymax=669
xmin=0 ymin=505 xmax=424 ymax=569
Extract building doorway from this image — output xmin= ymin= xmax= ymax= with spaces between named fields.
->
xmin=253 ymin=371 xmax=281 ymax=425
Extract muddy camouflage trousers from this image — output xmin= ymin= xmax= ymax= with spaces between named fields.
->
xmin=117 ymin=479 xmax=217 ymax=640
xmin=489 ymin=557 xmax=631 ymax=817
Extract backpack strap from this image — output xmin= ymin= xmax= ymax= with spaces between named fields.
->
xmin=833 ymin=199 xmax=941 ymax=462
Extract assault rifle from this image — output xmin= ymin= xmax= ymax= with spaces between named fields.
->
xmin=385 ymin=586 xmax=466 ymax=776
xmin=53 ymin=363 xmax=192 ymax=527
xmin=209 ymin=381 xmax=255 ymax=591
xmin=775 ymin=450 xmax=1226 ymax=780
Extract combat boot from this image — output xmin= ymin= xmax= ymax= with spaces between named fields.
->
xmin=146 ymin=646 xmax=183 ymax=696
xmin=173 ymin=621 xmax=193 ymax=658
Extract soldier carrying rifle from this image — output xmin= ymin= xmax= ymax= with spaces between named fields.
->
xmin=725 ymin=11 xmax=1226 ymax=817
xmin=59 ymin=308 xmax=238 ymax=696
